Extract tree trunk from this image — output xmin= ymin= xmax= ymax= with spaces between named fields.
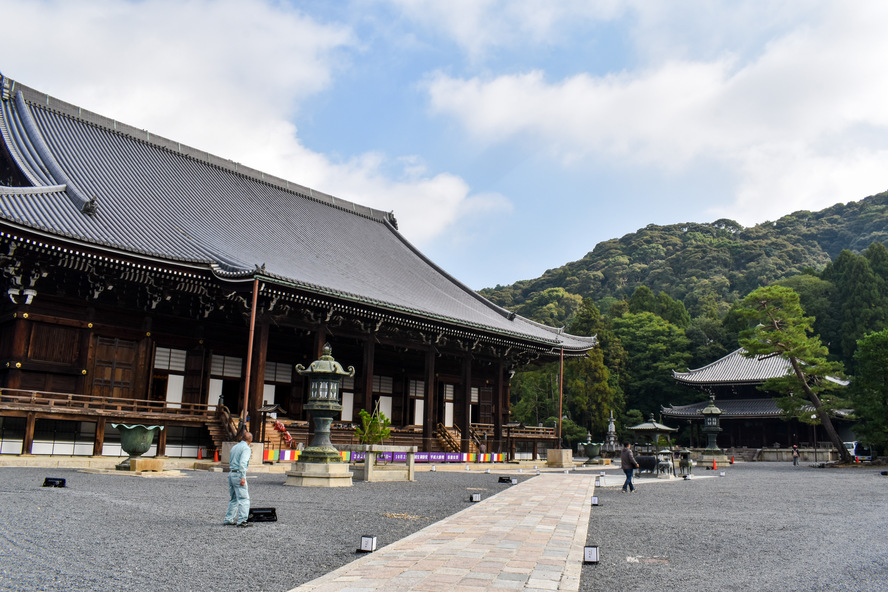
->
xmin=791 ymin=359 xmax=853 ymax=463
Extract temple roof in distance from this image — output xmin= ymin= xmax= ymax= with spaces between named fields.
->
xmin=661 ymin=398 xmax=853 ymax=420
xmin=662 ymin=398 xmax=784 ymax=419
xmin=672 ymin=348 xmax=791 ymax=386
xmin=0 ymin=73 xmax=595 ymax=353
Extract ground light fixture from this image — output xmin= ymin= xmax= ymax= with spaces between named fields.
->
xmin=359 ymin=535 xmax=377 ymax=553
xmin=247 ymin=508 xmax=277 ymax=522
xmin=470 ymin=492 xmax=482 ymax=502
xmin=584 ymin=546 xmax=600 ymax=564
xmin=590 ymin=496 xmax=599 ymax=506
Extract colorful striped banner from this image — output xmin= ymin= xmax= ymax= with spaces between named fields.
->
xmin=264 ymin=449 xmax=504 ymax=463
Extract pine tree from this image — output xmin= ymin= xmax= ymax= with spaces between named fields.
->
xmin=736 ymin=285 xmax=852 ymax=463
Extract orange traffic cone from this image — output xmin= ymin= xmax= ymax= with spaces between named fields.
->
xmin=214 ymin=448 xmax=219 ymax=462
xmin=730 ymin=456 xmax=734 ymax=464
xmin=712 ymin=458 xmax=717 ymax=470
xmin=197 ymin=447 xmax=202 ymax=460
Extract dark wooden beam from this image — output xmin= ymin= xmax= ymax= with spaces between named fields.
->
xmin=460 ymin=355 xmax=472 ymax=454
xmin=22 ymin=411 xmax=35 ymax=454
xmin=422 ymin=347 xmax=436 ymax=452
xmin=93 ymin=417 xmax=106 ymax=456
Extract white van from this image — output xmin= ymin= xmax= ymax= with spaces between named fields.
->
xmin=844 ymin=441 xmax=873 ymax=461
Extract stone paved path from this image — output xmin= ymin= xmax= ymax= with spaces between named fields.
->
xmin=289 ymin=472 xmax=596 ymax=592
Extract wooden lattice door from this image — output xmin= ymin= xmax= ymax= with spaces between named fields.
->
xmin=91 ymin=337 xmax=136 ymax=398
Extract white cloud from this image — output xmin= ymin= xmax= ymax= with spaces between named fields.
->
xmin=1 ymin=0 xmax=503 ymax=246
xmin=385 ymin=0 xmax=622 ymax=59
xmin=423 ymin=1 xmax=888 ymax=222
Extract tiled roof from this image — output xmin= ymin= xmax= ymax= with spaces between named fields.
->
xmin=672 ymin=348 xmax=791 ymax=385
xmin=0 ymin=75 xmax=595 ymax=352
xmin=628 ymin=414 xmax=678 ymax=432
xmin=661 ymin=398 xmax=783 ymax=419
xmin=661 ymin=398 xmax=853 ymax=420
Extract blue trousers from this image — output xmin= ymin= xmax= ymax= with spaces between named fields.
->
xmin=225 ymin=473 xmax=250 ymax=524
xmin=622 ymin=468 xmax=635 ymax=492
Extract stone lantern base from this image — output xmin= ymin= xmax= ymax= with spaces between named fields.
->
xmin=284 ymin=461 xmax=353 ymax=487
xmin=695 ymin=450 xmax=730 ymax=467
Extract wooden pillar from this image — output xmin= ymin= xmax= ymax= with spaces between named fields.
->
xmin=93 ymin=417 xmax=106 ymax=456
xmin=460 ymin=356 xmax=472 ymax=453
xmin=156 ymin=426 xmax=167 ymax=457
xmin=22 ymin=411 xmax=36 ymax=455
xmin=314 ymin=325 xmax=328 ymax=359
xmin=493 ymin=361 xmax=504 ymax=455
xmin=422 ymin=347 xmax=436 ymax=452
xmin=248 ymin=318 xmax=270 ymax=438
xmin=7 ymin=314 xmax=30 ymax=389
xmin=361 ymin=339 xmax=375 ymax=412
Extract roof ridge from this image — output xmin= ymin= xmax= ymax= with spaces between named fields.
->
xmin=0 ymin=183 xmax=67 ymax=195
xmin=673 ymin=347 xmax=746 ymax=376
xmin=9 ymin=78 xmax=392 ymax=226
xmin=379 ymin=216 xmax=595 ymax=351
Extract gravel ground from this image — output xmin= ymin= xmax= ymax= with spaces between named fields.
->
xmin=0 ymin=462 xmax=885 ymax=592
xmin=582 ymin=462 xmax=888 ymax=592
xmin=0 ymin=467 xmax=526 ymax=592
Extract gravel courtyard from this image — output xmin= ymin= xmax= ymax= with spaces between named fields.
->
xmin=582 ymin=462 xmax=888 ymax=592
xmin=0 ymin=462 xmax=885 ymax=591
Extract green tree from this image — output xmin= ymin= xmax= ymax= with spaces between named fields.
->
xmin=685 ymin=315 xmax=729 ymax=369
xmin=568 ymin=298 xmax=626 ymax=432
xmin=510 ymin=368 xmax=558 ymax=427
xmin=611 ymin=312 xmax=692 ymax=415
xmin=354 ymin=406 xmax=392 ymax=444
xmin=562 ymin=347 xmax=622 ymax=440
xmin=515 ymin=287 xmax=582 ymax=327
xmin=628 ymin=286 xmax=690 ymax=328
xmin=735 ymin=285 xmax=852 ymax=463
xmin=849 ymin=329 xmax=888 ymax=455
xmin=775 ymin=273 xmax=837 ymax=348
xmin=821 ymin=249 xmax=888 ymax=369
xmin=543 ymin=416 xmax=588 ymax=450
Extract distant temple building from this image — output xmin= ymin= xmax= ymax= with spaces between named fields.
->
xmin=0 ymin=72 xmax=595 ymax=458
xmin=664 ymin=348 xmax=851 ymax=449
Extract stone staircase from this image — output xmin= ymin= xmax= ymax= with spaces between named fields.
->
xmin=204 ymin=413 xmax=239 ymax=455
xmin=435 ymin=424 xmax=479 ymax=454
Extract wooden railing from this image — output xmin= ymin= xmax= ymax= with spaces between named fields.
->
xmin=471 ymin=423 xmax=557 ymax=440
xmin=436 ymin=423 xmax=461 ymax=452
xmin=215 ymin=404 xmax=239 ymax=441
xmin=0 ymin=388 xmax=217 ymax=420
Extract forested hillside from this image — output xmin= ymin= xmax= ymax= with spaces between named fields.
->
xmin=493 ymin=191 xmax=888 ymax=451
xmin=481 ymin=191 xmax=888 ymax=321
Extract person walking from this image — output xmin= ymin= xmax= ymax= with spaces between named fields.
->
xmin=224 ymin=431 xmax=253 ymax=527
xmin=792 ymin=444 xmax=800 ymax=467
xmin=621 ymin=441 xmax=640 ymax=493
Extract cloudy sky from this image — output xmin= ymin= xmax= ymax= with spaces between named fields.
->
xmin=2 ymin=0 xmax=887 ymax=289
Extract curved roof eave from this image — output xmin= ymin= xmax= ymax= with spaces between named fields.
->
xmin=0 ymin=74 xmax=596 ymax=354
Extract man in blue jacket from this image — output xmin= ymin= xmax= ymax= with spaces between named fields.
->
xmin=224 ymin=431 xmax=253 ymax=527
